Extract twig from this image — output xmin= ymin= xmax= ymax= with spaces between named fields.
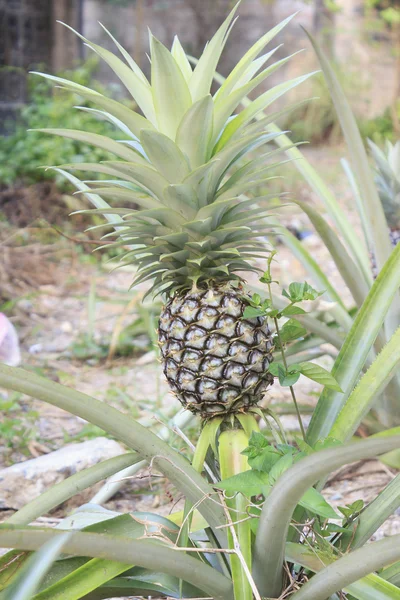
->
xmin=217 ymin=490 xmax=262 ymax=600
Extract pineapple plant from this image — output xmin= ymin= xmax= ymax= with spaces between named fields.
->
xmin=33 ymin=6 xmax=312 ymax=420
xmin=369 ymin=139 xmax=400 ymax=274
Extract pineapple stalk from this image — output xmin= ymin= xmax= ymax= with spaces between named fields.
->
xmin=218 ymin=423 xmax=256 ymax=600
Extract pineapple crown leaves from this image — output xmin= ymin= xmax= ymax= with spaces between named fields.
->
xmin=31 ymin=6 xmax=315 ymax=297
xmin=368 ymin=138 xmax=400 ymax=228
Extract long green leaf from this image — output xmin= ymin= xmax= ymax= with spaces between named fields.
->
xmin=0 ymin=365 xmax=227 ymax=546
xmin=213 ymin=52 xmax=300 ymax=141
xmin=140 ymin=130 xmax=190 ymax=183
xmin=304 ymin=29 xmax=392 ymax=274
xmin=253 ymin=435 xmax=400 ymax=598
xmin=150 ymin=36 xmax=192 ymax=139
xmin=344 ymin=473 xmax=400 ymax=551
xmin=341 ymin=157 xmax=371 ymax=250
xmin=171 ymin=35 xmax=192 ymax=82
xmin=31 ymin=72 xmax=154 ymax=139
xmin=176 ymin=95 xmax=214 ymax=169
xmin=215 ymin=12 xmax=297 ymax=102
xmin=305 ymin=29 xmax=400 ymax=347
xmin=286 ymin=542 xmax=400 ymax=600
xmin=0 ymin=528 xmax=232 ymax=600
xmin=31 ymin=512 xmax=187 ymax=600
xmin=58 ymin=22 xmax=155 ymax=123
xmin=382 ymin=561 xmax=400 ymax=587
xmin=278 ymin=226 xmax=354 ymax=330
xmin=294 ymin=199 xmax=369 ymax=306
xmin=210 ymin=68 xmax=372 ymax=286
xmin=288 ymin=535 xmax=400 ymax=600
xmin=32 ymin=129 xmax=143 ymax=163
xmin=215 ymin=72 xmax=317 ymax=151
xmin=6 ymin=453 xmax=140 ymax=527
xmin=189 ymin=3 xmax=239 ymax=102
xmin=1 ymin=534 xmax=71 ymax=600
xmin=330 ymin=327 xmax=400 ymax=442
xmin=50 ymin=169 xmax=123 ymax=228
xmin=307 ymin=242 xmax=400 ymax=445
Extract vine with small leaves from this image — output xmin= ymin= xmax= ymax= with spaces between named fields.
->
xmin=243 ymin=251 xmax=342 ymax=440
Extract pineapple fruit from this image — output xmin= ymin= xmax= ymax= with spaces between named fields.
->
xmin=369 ymin=139 xmax=400 ymax=274
xmin=33 ymin=6 xmax=311 ymax=418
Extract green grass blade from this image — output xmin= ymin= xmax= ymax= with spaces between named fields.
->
xmin=0 ymin=528 xmax=233 ymax=600
xmin=306 ymin=242 xmax=400 ymax=445
xmin=330 ymin=327 xmax=400 ymax=442
xmin=253 ymin=435 xmax=400 ymax=598
xmin=0 ymin=365 xmax=227 ymax=547
xmin=294 ymin=199 xmax=369 ymax=306
xmin=1 ymin=534 xmax=71 ymax=600
xmin=286 ymin=542 xmax=400 ymax=600
xmin=288 ymin=535 xmax=400 ymax=600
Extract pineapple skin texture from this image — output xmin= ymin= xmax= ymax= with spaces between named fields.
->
xmin=158 ymin=285 xmax=274 ymax=417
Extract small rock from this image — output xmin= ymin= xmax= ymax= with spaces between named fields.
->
xmin=0 ymin=314 xmax=21 ymax=366
xmin=16 ymin=299 xmax=33 ymax=312
xmin=60 ymin=321 xmax=73 ymax=333
xmin=329 ymin=492 xmax=344 ymax=501
xmin=0 ymin=438 xmax=125 ymax=510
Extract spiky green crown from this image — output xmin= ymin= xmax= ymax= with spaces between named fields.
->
xmin=33 ymin=5 xmax=312 ymax=297
xmin=369 ymin=139 xmax=400 ymax=229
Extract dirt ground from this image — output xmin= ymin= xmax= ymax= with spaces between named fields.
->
xmin=0 ymin=146 xmax=398 ymax=590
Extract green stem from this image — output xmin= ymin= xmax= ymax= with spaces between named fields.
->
xmin=218 ymin=425 xmax=254 ymax=600
xmin=179 ymin=420 xmax=221 ymax=551
xmin=267 ymin=283 xmax=306 ymax=440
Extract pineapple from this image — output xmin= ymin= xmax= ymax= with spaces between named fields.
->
xmin=369 ymin=139 xmax=400 ymax=272
xmin=33 ymin=7 xmax=311 ymax=418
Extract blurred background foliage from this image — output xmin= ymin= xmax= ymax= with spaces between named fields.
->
xmin=2 ymin=0 xmax=400 ymax=190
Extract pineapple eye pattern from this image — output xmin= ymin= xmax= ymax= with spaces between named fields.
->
xmin=159 ymin=287 xmax=274 ymax=417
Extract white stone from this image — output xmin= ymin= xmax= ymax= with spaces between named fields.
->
xmin=0 ymin=438 xmax=125 ymax=510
